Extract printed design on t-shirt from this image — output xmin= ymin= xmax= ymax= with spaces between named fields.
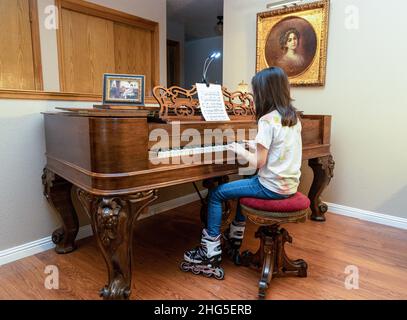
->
xmin=279 ymin=148 xmax=285 ymax=161
xmin=261 ymin=112 xmax=279 ymax=124
xmin=278 ymin=176 xmax=297 ymax=191
xmin=279 ymin=153 xmax=285 ymax=161
xmin=276 ymin=175 xmax=293 ymax=193
xmin=279 ymin=145 xmax=293 ymax=161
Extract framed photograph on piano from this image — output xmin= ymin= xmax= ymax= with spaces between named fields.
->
xmin=102 ymin=74 xmax=145 ymax=105
xmin=256 ymin=0 xmax=330 ymax=86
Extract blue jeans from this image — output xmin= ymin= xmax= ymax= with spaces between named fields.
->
xmin=206 ymin=176 xmax=289 ymax=237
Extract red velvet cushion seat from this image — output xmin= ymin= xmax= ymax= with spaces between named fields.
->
xmin=240 ymin=192 xmax=310 ymax=213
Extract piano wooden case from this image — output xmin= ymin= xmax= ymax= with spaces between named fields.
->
xmin=42 ymin=85 xmax=334 ymax=299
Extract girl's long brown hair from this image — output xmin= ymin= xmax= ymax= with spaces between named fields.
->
xmin=251 ymin=66 xmax=297 ymax=127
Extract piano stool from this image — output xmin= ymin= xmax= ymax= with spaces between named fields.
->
xmin=239 ymin=192 xmax=310 ymax=299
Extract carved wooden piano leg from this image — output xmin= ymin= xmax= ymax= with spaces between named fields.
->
xmin=77 ymin=189 xmax=158 ymax=300
xmin=308 ymin=155 xmax=335 ymax=221
xmin=42 ymin=168 xmax=79 ymax=254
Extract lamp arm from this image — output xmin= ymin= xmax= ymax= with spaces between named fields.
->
xmin=203 ymin=58 xmax=215 ymax=81
xmin=202 ymin=57 xmax=210 ymax=81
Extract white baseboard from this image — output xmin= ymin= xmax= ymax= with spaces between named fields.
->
xmin=0 ymin=237 xmax=55 ymax=267
xmin=326 ymin=202 xmax=407 ymax=230
xmin=1 ymin=192 xmax=405 ymax=266
xmin=0 ymin=190 xmax=207 ymax=266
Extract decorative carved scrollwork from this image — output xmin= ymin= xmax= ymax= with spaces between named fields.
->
xmin=96 ymin=198 xmax=123 ymax=246
xmin=153 ymin=86 xmax=198 ymax=118
xmin=153 ymin=85 xmax=255 ymax=120
xmin=223 ymin=90 xmax=256 ymax=116
xmin=308 ymin=155 xmax=335 ymax=221
xmin=77 ymin=188 xmax=92 ymax=204
xmin=281 ymin=228 xmax=292 ymax=244
xmin=52 ymin=228 xmax=65 ymax=245
xmin=128 ymin=190 xmax=157 ymax=201
xmin=317 ymin=154 xmax=335 ymax=180
xmin=41 ymin=168 xmax=55 ymax=199
xmin=77 ymin=190 xmax=158 ymax=300
xmin=240 ymin=224 xmax=308 ymax=298
xmin=42 ymin=168 xmax=79 ymax=253
xmin=243 ymin=209 xmax=309 ymax=226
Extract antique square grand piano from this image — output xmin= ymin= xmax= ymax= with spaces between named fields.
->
xmin=42 ymin=85 xmax=334 ymax=299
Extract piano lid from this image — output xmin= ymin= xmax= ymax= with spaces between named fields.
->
xmin=43 ymin=107 xmax=152 ymax=118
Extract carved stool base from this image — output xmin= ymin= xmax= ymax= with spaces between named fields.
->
xmin=240 ymin=224 xmax=308 ymax=299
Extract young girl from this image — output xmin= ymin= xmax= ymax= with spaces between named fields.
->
xmin=181 ymin=66 xmax=302 ymax=279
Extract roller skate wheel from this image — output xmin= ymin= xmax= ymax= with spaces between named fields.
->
xmin=180 ymin=261 xmax=190 ymax=272
xmin=191 ymin=267 xmax=201 ymax=275
xmin=203 ymin=270 xmax=213 ymax=277
xmin=214 ymin=268 xmax=225 ymax=280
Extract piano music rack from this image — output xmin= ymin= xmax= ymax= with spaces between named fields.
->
xmin=152 ymin=85 xmax=256 ymax=122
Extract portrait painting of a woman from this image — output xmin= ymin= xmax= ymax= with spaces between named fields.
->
xmin=256 ymin=0 xmax=329 ymax=86
xmin=277 ymin=28 xmax=305 ymax=75
xmin=264 ymin=17 xmax=318 ymax=77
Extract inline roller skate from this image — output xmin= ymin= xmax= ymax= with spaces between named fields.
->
xmin=181 ymin=229 xmax=225 ymax=280
xmin=222 ymin=220 xmax=246 ymax=265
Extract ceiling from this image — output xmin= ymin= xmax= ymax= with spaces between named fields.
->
xmin=167 ymin=0 xmax=224 ymax=41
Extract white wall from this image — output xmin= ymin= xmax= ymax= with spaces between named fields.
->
xmin=224 ymin=0 xmax=407 ymax=218
xmin=0 ymin=100 xmax=95 ymax=251
xmin=0 ymin=0 xmax=167 ymax=251
xmin=167 ymin=20 xmax=185 ymax=87
xmin=38 ymin=0 xmax=60 ymax=91
xmin=184 ymin=36 xmax=223 ymax=89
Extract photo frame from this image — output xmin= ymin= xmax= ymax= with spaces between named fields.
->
xmin=102 ymin=74 xmax=145 ymax=105
xmin=256 ymin=0 xmax=330 ymax=86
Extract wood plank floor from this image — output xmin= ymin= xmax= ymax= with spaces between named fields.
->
xmin=1 ymin=201 xmax=406 ymax=300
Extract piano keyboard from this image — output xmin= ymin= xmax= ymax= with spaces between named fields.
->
xmin=150 ymin=141 xmax=255 ymax=159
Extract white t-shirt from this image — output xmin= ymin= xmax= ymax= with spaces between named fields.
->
xmin=255 ymin=110 xmax=302 ymax=195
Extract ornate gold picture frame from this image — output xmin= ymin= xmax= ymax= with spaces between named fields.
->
xmin=256 ymin=0 xmax=330 ymax=86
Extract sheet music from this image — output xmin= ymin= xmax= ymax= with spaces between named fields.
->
xmin=196 ymin=83 xmax=230 ymax=121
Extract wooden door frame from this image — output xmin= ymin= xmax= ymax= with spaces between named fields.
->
xmin=167 ymin=39 xmax=180 ymax=86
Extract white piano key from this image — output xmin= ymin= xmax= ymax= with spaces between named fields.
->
xmin=153 ymin=141 xmax=257 ymax=159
